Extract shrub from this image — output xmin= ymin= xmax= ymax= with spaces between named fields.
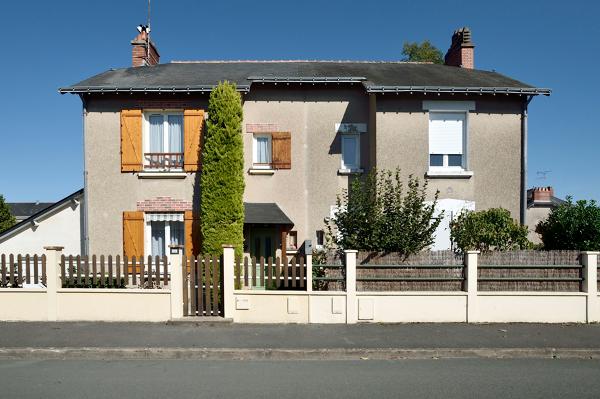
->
xmin=201 ymin=81 xmax=245 ymax=257
xmin=326 ymin=169 xmax=441 ymax=255
xmin=0 ymin=194 xmax=15 ymax=233
xmin=536 ymin=197 xmax=600 ymax=251
xmin=450 ymin=208 xmax=530 ymax=252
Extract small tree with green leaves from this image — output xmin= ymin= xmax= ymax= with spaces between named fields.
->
xmin=0 ymin=195 xmax=15 ymax=233
xmin=201 ymin=81 xmax=245 ymax=257
xmin=326 ymin=169 xmax=441 ymax=254
xmin=450 ymin=208 xmax=530 ymax=252
xmin=536 ymin=197 xmax=600 ymax=251
xmin=402 ymin=41 xmax=444 ymax=64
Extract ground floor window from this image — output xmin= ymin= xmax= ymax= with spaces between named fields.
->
xmin=145 ymin=213 xmax=184 ymax=257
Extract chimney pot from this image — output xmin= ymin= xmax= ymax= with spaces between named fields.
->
xmin=444 ymin=27 xmax=475 ymax=69
xmin=531 ymin=186 xmax=554 ymax=203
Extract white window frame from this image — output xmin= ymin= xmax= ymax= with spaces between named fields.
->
xmin=142 ymin=110 xmax=184 ymax=170
xmin=252 ymin=133 xmax=272 ymax=169
xmin=341 ymin=133 xmax=360 ymax=171
xmin=427 ymin=111 xmax=468 ymax=173
xmin=144 ymin=215 xmax=185 ymax=261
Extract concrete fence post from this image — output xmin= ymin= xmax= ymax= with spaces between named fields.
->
xmin=465 ymin=250 xmax=480 ymax=323
xmin=305 ymin=240 xmax=313 ymax=294
xmin=345 ymin=250 xmax=358 ymax=324
xmin=169 ymin=255 xmax=184 ymax=320
xmin=222 ymin=245 xmax=235 ymax=319
xmin=44 ymin=246 xmax=63 ymax=321
xmin=581 ymin=251 xmax=599 ymax=323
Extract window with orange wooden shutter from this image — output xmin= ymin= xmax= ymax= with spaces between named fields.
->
xmin=183 ymin=109 xmax=204 ymax=172
xmin=271 ymin=132 xmax=291 ymax=169
xmin=120 ymin=110 xmax=143 ymax=172
xmin=123 ymin=211 xmax=144 ymax=261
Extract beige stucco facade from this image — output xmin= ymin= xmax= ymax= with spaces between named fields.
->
xmin=83 ymin=88 xmax=524 ymax=256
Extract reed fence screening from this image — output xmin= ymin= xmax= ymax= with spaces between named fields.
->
xmin=478 ymin=250 xmax=582 ymax=292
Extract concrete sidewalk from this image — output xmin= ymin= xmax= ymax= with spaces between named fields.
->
xmin=1 ymin=322 xmax=600 ymax=360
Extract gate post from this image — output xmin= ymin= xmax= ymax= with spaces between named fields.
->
xmin=222 ymin=245 xmax=235 ymax=319
xmin=44 ymin=246 xmax=63 ymax=321
xmin=581 ymin=251 xmax=599 ymax=323
xmin=170 ymin=255 xmax=184 ymax=319
xmin=345 ymin=250 xmax=358 ymax=324
xmin=465 ymin=250 xmax=479 ymax=323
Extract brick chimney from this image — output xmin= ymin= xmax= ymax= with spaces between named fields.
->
xmin=131 ymin=26 xmax=159 ymax=67
xmin=531 ymin=187 xmax=554 ymax=203
xmin=444 ymin=27 xmax=474 ymax=69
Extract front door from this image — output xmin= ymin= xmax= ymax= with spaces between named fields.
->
xmin=250 ymin=227 xmax=276 ymax=260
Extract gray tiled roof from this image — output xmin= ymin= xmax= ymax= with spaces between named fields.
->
xmin=8 ymin=202 xmax=54 ymax=221
xmin=244 ymin=202 xmax=293 ymax=225
xmin=59 ymin=61 xmax=549 ymax=95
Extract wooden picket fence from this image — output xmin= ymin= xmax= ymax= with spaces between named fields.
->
xmin=60 ymin=255 xmax=169 ymax=289
xmin=0 ymin=254 xmax=46 ymax=288
xmin=182 ymin=255 xmax=221 ymax=316
xmin=235 ymin=256 xmax=307 ymax=290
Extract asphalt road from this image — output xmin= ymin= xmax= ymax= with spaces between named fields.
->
xmin=1 ymin=359 xmax=599 ymax=399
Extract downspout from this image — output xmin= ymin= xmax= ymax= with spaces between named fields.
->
xmin=79 ymin=94 xmax=89 ymax=256
xmin=520 ymin=95 xmax=533 ymax=226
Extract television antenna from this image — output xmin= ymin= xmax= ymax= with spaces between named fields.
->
xmin=536 ymin=170 xmax=551 ymax=180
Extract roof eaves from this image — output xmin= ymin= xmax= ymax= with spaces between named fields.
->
xmin=247 ymin=76 xmax=367 ymax=84
xmin=364 ymin=85 xmax=551 ymax=96
xmin=58 ymin=85 xmax=252 ymax=95
xmin=0 ymin=189 xmax=84 ymax=239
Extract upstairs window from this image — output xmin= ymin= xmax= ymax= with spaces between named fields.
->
xmin=252 ymin=134 xmax=272 ymax=169
xmin=428 ymin=112 xmax=466 ymax=170
xmin=250 ymin=132 xmax=291 ymax=171
xmin=144 ymin=112 xmax=184 ymax=170
xmin=341 ymin=134 xmax=360 ymax=171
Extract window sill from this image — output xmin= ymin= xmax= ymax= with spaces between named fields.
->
xmin=338 ymin=168 xmax=364 ymax=175
xmin=248 ymin=168 xmax=275 ymax=175
xmin=138 ymin=171 xmax=187 ymax=179
xmin=426 ymin=170 xmax=473 ymax=179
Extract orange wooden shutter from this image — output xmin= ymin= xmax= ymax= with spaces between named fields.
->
xmin=183 ymin=109 xmax=204 ymax=172
xmin=184 ymin=210 xmax=201 ymax=258
xmin=271 ymin=132 xmax=291 ymax=169
xmin=123 ymin=211 xmax=144 ymax=259
xmin=120 ymin=109 xmax=143 ymax=172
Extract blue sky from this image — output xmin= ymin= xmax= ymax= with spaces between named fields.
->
xmin=0 ymin=0 xmax=598 ymax=202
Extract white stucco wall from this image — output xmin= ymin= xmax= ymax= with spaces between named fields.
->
xmin=0 ymin=196 xmax=83 ymax=256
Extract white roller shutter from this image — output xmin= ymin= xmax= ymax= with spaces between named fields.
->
xmin=429 ymin=112 xmax=465 ymax=155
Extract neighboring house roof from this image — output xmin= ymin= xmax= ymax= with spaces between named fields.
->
xmin=8 ymin=202 xmax=54 ymax=222
xmin=244 ymin=203 xmax=293 ymax=225
xmin=527 ymin=188 xmax=566 ymax=208
xmin=0 ymin=189 xmax=84 ymax=238
xmin=59 ymin=61 xmax=550 ymax=96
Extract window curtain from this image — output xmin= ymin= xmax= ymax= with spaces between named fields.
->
xmin=150 ymin=221 xmax=165 ymax=257
xmin=170 ymin=222 xmax=184 ymax=247
xmin=256 ymin=136 xmax=270 ymax=163
xmin=168 ymin=115 xmax=183 ymax=153
xmin=149 ymin=115 xmax=164 ymax=153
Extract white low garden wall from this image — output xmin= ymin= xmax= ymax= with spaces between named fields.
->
xmin=56 ymin=289 xmax=171 ymax=322
xmin=2 ymin=247 xmax=599 ymax=324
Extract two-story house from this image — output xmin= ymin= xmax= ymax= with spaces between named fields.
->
xmin=59 ymin=27 xmax=549 ymax=261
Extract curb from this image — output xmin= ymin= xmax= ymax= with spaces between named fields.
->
xmin=1 ymin=347 xmax=600 ymax=360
